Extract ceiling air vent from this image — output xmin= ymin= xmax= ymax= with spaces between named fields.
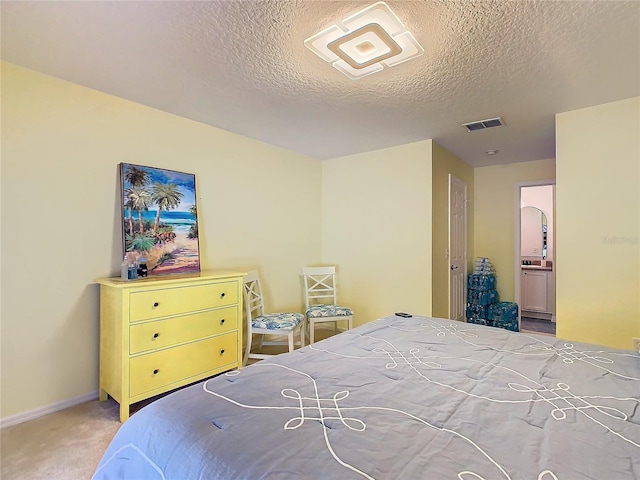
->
xmin=462 ymin=117 xmax=505 ymax=132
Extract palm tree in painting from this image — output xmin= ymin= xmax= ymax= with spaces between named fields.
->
xmin=128 ymin=186 xmax=153 ymax=234
xmin=123 ymin=165 xmax=150 ymax=234
xmin=125 ymin=233 xmax=155 ymax=253
xmin=124 ymin=165 xmax=150 ymax=188
xmin=152 ymin=183 xmax=183 ymax=234
xmin=188 ymin=204 xmax=198 ymax=239
xmin=123 ymin=193 xmax=135 ymax=235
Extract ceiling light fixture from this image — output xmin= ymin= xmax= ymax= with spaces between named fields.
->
xmin=486 ymin=149 xmax=499 ymax=155
xmin=304 ymin=1 xmax=424 ymax=80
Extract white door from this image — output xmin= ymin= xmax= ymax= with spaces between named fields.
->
xmin=449 ymin=175 xmax=467 ymax=321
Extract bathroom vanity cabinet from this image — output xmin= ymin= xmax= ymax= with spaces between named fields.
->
xmin=521 ymin=267 xmax=555 ymax=318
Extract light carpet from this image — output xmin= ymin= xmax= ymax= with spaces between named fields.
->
xmin=1 ymin=398 xmax=122 ymax=480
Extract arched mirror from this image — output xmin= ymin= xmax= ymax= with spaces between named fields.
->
xmin=521 ymin=206 xmax=548 ymax=259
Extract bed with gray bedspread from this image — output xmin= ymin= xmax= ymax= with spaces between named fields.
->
xmin=92 ymin=315 xmax=640 ymax=479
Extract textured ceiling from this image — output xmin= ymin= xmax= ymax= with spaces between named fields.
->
xmin=2 ymin=1 xmax=639 ymax=167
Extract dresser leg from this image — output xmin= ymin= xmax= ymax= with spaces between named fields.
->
xmin=99 ymin=389 xmax=108 ymax=402
xmin=119 ymin=404 xmax=130 ymax=422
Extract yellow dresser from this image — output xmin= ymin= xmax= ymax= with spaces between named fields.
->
xmin=95 ymin=270 xmax=245 ymax=421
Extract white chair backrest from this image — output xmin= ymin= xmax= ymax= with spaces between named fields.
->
xmin=243 ymin=270 xmax=265 ymax=322
xmin=302 ymin=266 xmax=338 ymax=308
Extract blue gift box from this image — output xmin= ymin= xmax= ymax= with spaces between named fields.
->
xmin=467 ymin=289 xmax=499 ymax=306
xmin=467 ymin=274 xmax=497 ymax=291
xmin=466 ymin=303 xmax=488 ymax=320
xmin=494 ymin=318 xmax=519 ymax=332
xmin=467 ymin=317 xmax=491 ymax=326
xmin=488 ymin=302 xmax=519 ymax=321
xmin=488 ymin=302 xmax=519 ymax=331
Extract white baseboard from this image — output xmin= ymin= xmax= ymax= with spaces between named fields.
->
xmin=1 ymin=390 xmax=99 ymax=429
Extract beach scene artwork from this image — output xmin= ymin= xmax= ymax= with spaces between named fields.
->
xmin=120 ymin=163 xmax=200 ymax=276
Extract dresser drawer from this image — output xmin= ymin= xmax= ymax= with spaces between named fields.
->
xmin=129 ymin=281 xmax=238 ymax=322
xmin=129 ymin=306 xmax=238 ymax=355
xmin=129 ymin=332 xmax=237 ymax=398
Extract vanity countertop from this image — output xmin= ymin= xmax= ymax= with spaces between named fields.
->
xmin=521 ymin=265 xmax=552 ymax=271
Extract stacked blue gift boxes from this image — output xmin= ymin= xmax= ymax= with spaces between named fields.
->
xmin=466 ymin=258 xmax=519 ymax=332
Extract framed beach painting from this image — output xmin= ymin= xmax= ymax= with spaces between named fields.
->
xmin=119 ymin=163 xmax=200 ymax=277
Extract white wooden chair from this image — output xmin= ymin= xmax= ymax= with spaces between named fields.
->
xmin=243 ymin=270 xmax=305 ymax=366
xmin=301 ymin=266 xmax=353 ymax=344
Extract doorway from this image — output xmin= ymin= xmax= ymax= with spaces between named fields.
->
xmin=515 ymin=181 xmax=556 ymax=335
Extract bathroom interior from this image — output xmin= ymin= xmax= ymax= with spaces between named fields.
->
xmin=520 ymin=184 xmax=556 ymax=335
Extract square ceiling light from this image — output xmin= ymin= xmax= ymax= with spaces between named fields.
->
xmin=304 ymin=1 xmax=424 ymax=80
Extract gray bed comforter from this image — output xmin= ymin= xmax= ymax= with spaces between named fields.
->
xmin=92 ymin=315 xmax=640 ymax=479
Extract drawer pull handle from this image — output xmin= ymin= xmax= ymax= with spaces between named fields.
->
xmin=220 ymin=292 xmax=226 ymax=298
xmin=153 ymin=333 xmax=159 ymax=339
xmin=153 ymin=302 xmax=159 ymax=308
xmin=153 ymin=369 xmax=159 ymax=375
xmin=220 ymin=349 xmax=225 ymax=355
xmin=220 ymin=319 xmax=225 ymax=325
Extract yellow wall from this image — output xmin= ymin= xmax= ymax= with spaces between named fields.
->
xmin=474 ymin=159 xmax=556 ymax=302
xmin=431 ymin=142 xmax=474 ymax=319
xmin=1 ymin=63 xmax=322 ymax=419
xmin=3 ymin=60 xmax=638 ymax=422
xmin=556 ymin=97 xmax=640 ymax=349
xmin=321 ymin=141 xmax=434 ymax=323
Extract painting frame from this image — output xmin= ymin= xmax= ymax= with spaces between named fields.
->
xmin=119 ymin=162 xmax=201 ymax=278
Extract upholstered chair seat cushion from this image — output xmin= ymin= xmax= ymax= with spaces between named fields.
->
xmin=306 ymin=304 xmax=353 ymax=318
xmin=252 ymin=312 xmax=304 ymax=330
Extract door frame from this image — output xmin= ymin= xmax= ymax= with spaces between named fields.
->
xmin=514 ymin=179 xmax=556 ymax=330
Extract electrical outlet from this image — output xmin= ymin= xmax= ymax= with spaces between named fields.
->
xmin=633 ymin=337 xmax=640 ymax=353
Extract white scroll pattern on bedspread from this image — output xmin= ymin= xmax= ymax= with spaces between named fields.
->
xmin=383 ymin=322 xmax=640 ymax=447
xmin=205 ymin=366 xmax=514 ymax=480
xmin=206 ymin=367 xmax=374 ymax=479
xmin=202 ymin=319 xmax=639 ymax=480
